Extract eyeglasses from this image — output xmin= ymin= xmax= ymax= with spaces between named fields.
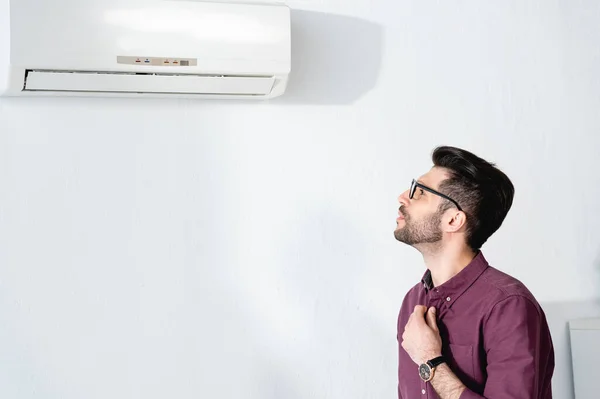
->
xmin=409 ymin=179 xmax=463 ymax=212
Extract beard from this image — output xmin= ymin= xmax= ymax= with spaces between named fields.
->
xmin=394 ymin=208 xmax=443 ymax=246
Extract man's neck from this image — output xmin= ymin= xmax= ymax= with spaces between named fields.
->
xmin=421 ymin=245 xmax=477 ymax=287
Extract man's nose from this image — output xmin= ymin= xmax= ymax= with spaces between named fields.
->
xmin=398 ymin=190 xmax=410 ymax=206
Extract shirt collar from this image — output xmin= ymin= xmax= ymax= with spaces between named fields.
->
xmin=421 ymin=251 xmax=489 ymax=307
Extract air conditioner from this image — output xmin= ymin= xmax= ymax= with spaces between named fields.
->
xmin=0 ymin=0 xmax=291 ymax=99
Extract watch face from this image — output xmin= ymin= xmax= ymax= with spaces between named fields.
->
xmin=419 ymin=364 xmax=432 ymax=381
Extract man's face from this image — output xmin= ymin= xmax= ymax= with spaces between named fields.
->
xmin=394 ymin=167 xmax=450 ymax=246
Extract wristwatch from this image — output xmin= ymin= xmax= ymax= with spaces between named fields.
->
xmin=418 ymin=356 xmax=446 ymax=382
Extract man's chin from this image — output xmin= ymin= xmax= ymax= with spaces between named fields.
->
xmin=394 ymin=229 xmax=409 ymax=244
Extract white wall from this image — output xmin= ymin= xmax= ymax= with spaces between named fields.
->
xmin=1 ymin=1 xmax=599 ymax=398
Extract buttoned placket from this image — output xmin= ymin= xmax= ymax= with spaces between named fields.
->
xmin=427 ymin=288 xmax=448 ymax=316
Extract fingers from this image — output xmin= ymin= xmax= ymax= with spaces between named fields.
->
xmin=405 ymin=304 xmax=432 ymax=331
xmin=414 ymin=305 xmax=427 ymax=315
xmin=426 ymin=307 xmax=439 ymax=331
xmin=410 ymin=305 xmax=427 ymax=325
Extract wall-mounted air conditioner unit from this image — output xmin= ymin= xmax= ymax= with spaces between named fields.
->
xmin=0 ymin=0 xmax=291 ymax=99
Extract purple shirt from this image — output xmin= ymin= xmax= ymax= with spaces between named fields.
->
xmin=397 ymin=252 xmax=555 ymax=398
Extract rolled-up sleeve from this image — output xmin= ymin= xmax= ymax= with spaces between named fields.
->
xmin=459 ymin=295 xmax=543 ymax=399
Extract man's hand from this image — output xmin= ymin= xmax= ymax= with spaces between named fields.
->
xmin=401 ymin=305 xmax=467 ymax=399
xmin=401 ymin=305 xmax=442 ymax=365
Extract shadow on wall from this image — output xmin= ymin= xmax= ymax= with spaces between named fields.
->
xmin=272 ymin=10 xmax=384 ymax=105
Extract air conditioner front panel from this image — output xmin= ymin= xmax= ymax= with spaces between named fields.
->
xmin=24 ymin=70 xmax=276 ymax=96
xmin=10 ymin=0 xmax=290 ymax=75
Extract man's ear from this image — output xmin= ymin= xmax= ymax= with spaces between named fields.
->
xmin=445 ymin=210 xmax=466 ymax=233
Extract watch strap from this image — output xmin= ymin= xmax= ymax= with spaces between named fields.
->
xmin=427 ymin=356 xmax=445 ymax=368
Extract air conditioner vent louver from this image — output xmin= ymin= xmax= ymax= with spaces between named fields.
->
xmin=23 ymin=70 xmax=277 ymax=96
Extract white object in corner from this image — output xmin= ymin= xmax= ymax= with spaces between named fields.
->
xmin=569 ymin=318 xmax=600 ymax=399
xmin=0 ymin=0 xmax=291 ymax=99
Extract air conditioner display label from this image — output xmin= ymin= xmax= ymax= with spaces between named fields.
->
xmin=117 ymin=56 xmax=198 ymax=67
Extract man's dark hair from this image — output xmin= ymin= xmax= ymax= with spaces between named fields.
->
xmin=432 ymin=146 xmax=514 ymax=250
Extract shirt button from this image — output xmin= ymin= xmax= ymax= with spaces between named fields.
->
xmin=422 ymin=388 xmax=426 ymax=394
xmin=446 ymin=297 xmax=451 ymax=301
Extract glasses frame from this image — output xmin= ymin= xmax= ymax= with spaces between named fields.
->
xmin=409 ymin=179 xmax=463 ymax=212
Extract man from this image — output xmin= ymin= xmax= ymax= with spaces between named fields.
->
xmin=395 ymin=146 xmax=554 ymax=399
